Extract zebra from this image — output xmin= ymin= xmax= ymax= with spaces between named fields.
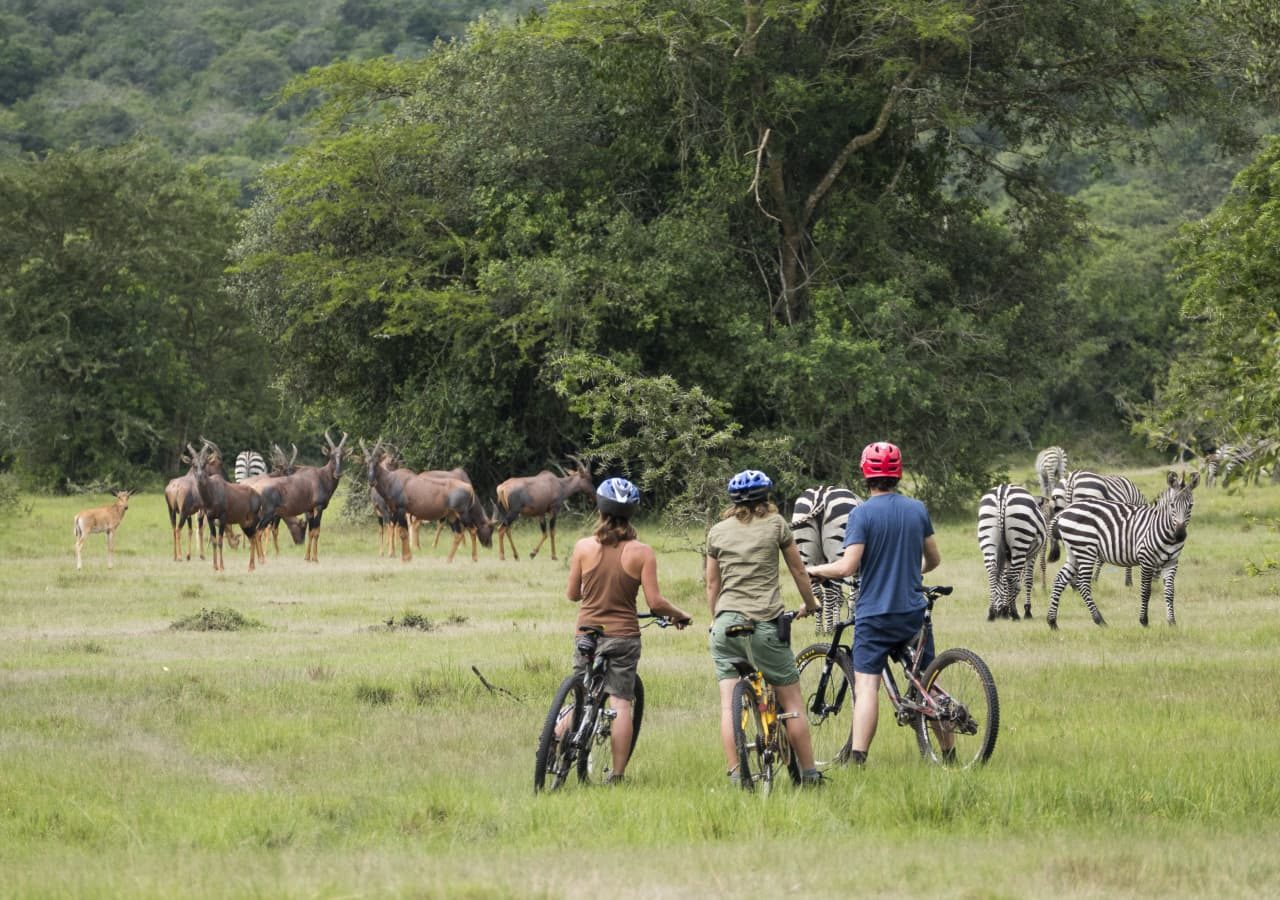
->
xmin=1047 ymin=471 xmax=1198 ymax=629
xmin=1049 ymin=470 xmax=1146 ymax=587
xmin=790 ymin=485 xmax=862 ymax=634
xmin=234 ymin=450 xmax=267 ymax=483
xmin=977 ymin=484 xmax=1047 ymax=621
xmin=1033 ymin=446 xmax=1068 ymax=499
xmin=1205 ymin=440 xmax=1277 ymax=488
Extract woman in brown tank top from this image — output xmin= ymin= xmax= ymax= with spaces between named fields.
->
xmin=564 ymin=478 xmax=692 ymax=784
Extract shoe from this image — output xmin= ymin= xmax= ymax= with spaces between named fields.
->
xmin=799 ymin=769 xmax=827 ymax=788
xmin=602 ymin=772 xmax=626 ymax=786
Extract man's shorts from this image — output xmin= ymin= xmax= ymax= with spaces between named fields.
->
xmin=709 ymin=610 xmax=799 ymax=685
xmin=572 ymin=636 xmax=641 ymax=701
xmin=852 ymin=609 xmax=934 ymax=675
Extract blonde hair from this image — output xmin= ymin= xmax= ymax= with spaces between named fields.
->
xmin=721 ymin=500 xmax=778 ymax=523
xmin=594 ymin=513 xmax=637 ymax=546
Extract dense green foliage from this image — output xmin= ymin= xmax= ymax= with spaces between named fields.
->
xmin=230 ymin=0 xmax=1254 ymax=508
xmin=1138 ymin=136 xmax=1280 ymax=455
xmin=0 ymin=0 xmax=537 ymax=187
xmin=0 ymin=144 xmax=286 ymax=486
xmin=0 ymin=0 xmax=1277 ymax=510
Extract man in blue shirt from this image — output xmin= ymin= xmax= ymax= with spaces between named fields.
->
xmin=806 ymin=441 xmax=941 ymax=766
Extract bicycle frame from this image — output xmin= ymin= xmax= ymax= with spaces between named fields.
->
xmin=807 ymin=588 xmax=954 ymax=727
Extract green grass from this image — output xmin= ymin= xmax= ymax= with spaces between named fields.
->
xmin=1 ymin=472 xmax=1279 ymax=897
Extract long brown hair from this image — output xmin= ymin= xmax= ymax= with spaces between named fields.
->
xmin=721 ymin=499 xmax=778 ymax=523
xmin=594 ymin=513 xmax=637 ymax=546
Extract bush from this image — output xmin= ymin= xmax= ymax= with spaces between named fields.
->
xmin=170 ymin=607 xmax=264 ymax=631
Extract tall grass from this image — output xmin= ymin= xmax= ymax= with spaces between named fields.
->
xmin=1 ymin=471 xmax=1278 ymax=897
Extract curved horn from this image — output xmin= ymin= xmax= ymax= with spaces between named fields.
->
xmin=289 ymin=444 xmax=299 ymax=469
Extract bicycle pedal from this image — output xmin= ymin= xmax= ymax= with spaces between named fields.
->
xmin=602 ymin=709 xmax=617 ymax=720
xmin=776 ymin=711 xmax=800 ymax=721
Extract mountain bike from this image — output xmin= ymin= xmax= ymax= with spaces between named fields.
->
xmin=533 ymin=614 xmax=678 ymax=792
xmin=795 ymin=585 xmax=999 ymax=769
xmin=727 ymin=612 xmax=803 ymax=793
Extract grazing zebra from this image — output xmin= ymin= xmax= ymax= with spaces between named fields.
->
xmin=1033 ymin=446 xmax=1068 ymax=499
xmin=790 ymin=485 xmax=862 ymax=633
xmin=977 ymin=484 xmax=1047 ymax=621
xmin=1205 ymin=440 xmax=1277 ymax=488
xmin=1050 ymin=470 xmax=1146 ymax=587
xmin=1047 ymin=471 xmax=1198 ymax=629
xmin=234 ymin=450 xmax=267 ymax=483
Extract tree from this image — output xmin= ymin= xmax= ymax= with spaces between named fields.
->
xmin=0 ymin=143 xmax=279 ymax=487
xmin=1138 ymin=136 xmax=1280 ymax=455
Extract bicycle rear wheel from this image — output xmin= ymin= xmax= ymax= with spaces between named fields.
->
xmin=795 ymin=643 xmax=855 ymax=770
xmin=534 ymin=675 xmax=584 ymax=792
xmin=731 ymin=679 xmax=772 ymax=792
xmin=913 ymin=647 xmax=999 ymax=768
xmin=577 ymin=675 xmax=645 ymax=784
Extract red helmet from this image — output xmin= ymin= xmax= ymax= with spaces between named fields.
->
xmin=860 ymin=441 xmax=903 ymax=479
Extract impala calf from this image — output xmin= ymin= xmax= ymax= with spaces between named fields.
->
xmin=74 ymin=490 xmax=133 ymax=569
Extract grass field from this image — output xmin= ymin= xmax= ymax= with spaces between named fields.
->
xmin=2 ymin=467 xmax=1279 ymax=898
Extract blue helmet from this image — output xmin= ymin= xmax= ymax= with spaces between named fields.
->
xmin=728 ymin=469 xmax=773 ymax=503
xmin=596 ymin=477 xmax=640 ymax=518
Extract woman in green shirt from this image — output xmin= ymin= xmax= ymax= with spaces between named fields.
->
xmin=706 ymin=469 xmax=823 ymax=786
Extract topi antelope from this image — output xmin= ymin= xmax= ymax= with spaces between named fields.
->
xmin=255 ymin=431 xmax=349 ymax=563
xmin=190 ymin=441 xmax=268 ymax=573
xmin=164 ymin=452 xmax=205 ymax=562
xmin=366 ymin=442 xmax=490 ymax=562
xmin=494 ymin=459 xmax=593 ymax=561
xmin=74 ymin=489 xmax=134 ymax=569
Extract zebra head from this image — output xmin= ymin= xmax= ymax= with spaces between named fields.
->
xmin=1157 ymin=471 xmax=1199 ymax=541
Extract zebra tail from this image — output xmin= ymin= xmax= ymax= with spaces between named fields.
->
xmin=1047 ymin=514 xmax=1061 ymax=563
xmin=995 ymin=507 xmax=1009 ymax=579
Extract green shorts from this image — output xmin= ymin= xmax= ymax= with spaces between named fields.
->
xmin=708 ymin=611 xmax=799 ymax=685
xmin=572 ymin=636 xmax=641 ymax=701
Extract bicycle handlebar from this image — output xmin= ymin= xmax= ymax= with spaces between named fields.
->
xmin=639 ymin=613 xmax=693 ymax=629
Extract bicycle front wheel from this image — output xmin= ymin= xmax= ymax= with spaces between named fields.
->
xmin=795 ymin=643 xmax=855 ymax=770
xmin=534 ymin=675 xmax=584 ymax=793
xmin=913 ymin=647 xmax=999 ymax=768
xmin=577 ymin=675 xmax=645 ymax=784
xmin=731 ymin=679 xmax=770 ymax=792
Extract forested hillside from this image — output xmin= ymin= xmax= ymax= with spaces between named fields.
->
xmin=0 ymin=0 xmax=535 ymax=188
xmin=2 ymin=0 xmax=1277 ymax=513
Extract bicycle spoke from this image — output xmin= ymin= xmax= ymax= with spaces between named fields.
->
xmin=913 ymin=648 xmax=1000 ymax=768
xmin=795 ymin=643 xmax=855 ymax=770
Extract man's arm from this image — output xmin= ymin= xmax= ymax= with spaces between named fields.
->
xmin=922 ymin=534 xmax=941 ymax=574
xmin=808 ymin=543 xmax=863 ymax=581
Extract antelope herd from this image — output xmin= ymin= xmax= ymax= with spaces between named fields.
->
xmin=77 ymin=431 xmax=596 ymax=572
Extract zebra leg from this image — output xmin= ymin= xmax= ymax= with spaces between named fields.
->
xmin=1021 ymin=559 xmax=1035 ymax=619
xmin=1124 ymin=566 xmax=1133 ymax=588
xmin=1162 ymin=565 xmax=1178 ymax=626
xmin=1138 ymin=567 xmax=1154 ymax=627
xmin=985 ymin=563 xmax=1001 ymax=621
xmin=1005 ymin=573 xmax=1021 ymax=620
xmin=1075 ymin=558 xmax=1106 ymax=626
xmin=1048 ymin=565 xmax=1073 ymax=630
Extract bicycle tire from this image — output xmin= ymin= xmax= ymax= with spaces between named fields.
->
xmin=913 ymin=647 xmax=999 ymax=768
xmin=533 ymin=675 xmax=584 ymax=792
xmin=577 ymin=675 xmax=645 ymax=784
xmin=795 ymin=642 xmax=855 ymax=770
xmin=731 ymin=678 xmax=767 ymax=792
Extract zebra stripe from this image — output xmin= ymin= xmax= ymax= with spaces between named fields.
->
xmin=234 ymin=450 xmax=267 ymax=483
xmin=790 ymin=485 xmax=862 ymax=634
xmin=1050 ymin=470 xmax=1145 ymax=587
xmin=1047 ymin=471 xmax=1198 ymax=628
xmin=1033 ymin=446 xmax=1068 ymax=499
xmin=977 ymin=484 xmax=1047 ymax=621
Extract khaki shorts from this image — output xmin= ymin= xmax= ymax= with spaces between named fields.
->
xmin=709 ymin=611 xmax=799 ymax=685
xmin=572 ymin=636 xmax=641 ymax=701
